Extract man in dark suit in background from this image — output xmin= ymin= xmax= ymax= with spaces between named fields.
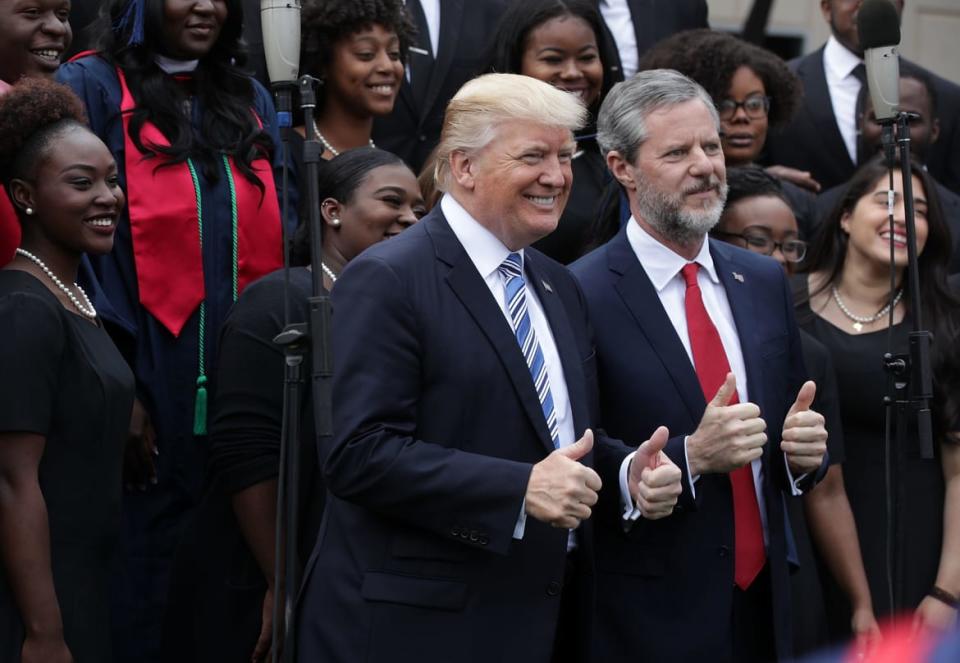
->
xmin=764 ymin=0 xmax=960 ymax=194
xmin=296 ymin=72 xmax=683 ymax=663
xmin=372 ymin=0 xmax=508 ymax=173
xmin=597 ymin=0 xmax=709 ymax=79
xmin=815 ymin=64 xmax=960 ymax=273
xmin=572 ymin=69 xmax=829 ymax=663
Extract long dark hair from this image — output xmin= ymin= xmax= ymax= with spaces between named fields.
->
xmin=97 ymin=0 xmax=272 ymax=189
xmin=484 ymin=0 xmax=619 ymax=116
xmin=803 ymin=155 xmax=960 ymax=440
xmin=290 ymin=147 xmax=406 ymax=265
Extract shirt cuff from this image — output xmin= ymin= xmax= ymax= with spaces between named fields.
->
xmin=513 ymin=499 xmax=527 ymax=539
xmin=619 ymin=451 xmax=642 ymax=521
xmin=783 ymin=455 xmax=807 ymax=496
xmin=683 ymin=436 xmax=699 ymax=498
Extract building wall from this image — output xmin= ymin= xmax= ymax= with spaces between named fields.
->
xmin=707 ymin=0 xmax=960 ymax=85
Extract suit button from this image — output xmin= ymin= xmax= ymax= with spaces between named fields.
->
xmin=718 ymin=545 xmax=730 ymax=558
xmin=451 ymin=527 xmax=460 ymax=537
xmin=460 ymin=530 xmax=469 ymax=539
xmin=469 ymin=530 xmax=479 ymax=542
xmin=418 ymin=134 xmax=427 ymax=142
xmin=478 ymin=536 xmax=489 ymax=546
xmin=546 ymin=581 xmax=562 ymax=596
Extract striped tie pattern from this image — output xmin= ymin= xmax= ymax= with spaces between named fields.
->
xmin=499 ymin=253 xmax=560 ymax=448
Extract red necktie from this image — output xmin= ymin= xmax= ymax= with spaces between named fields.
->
xmin=681 ymin=263 xmax=765 ymax=589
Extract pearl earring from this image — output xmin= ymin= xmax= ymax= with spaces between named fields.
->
xmin=331 ymin=217 xmax=341 ymax=227
xmin=25 ymin=207 xmax=34 ymax=215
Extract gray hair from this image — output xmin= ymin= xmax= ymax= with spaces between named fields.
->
xmin=434 ymin=73 xmax=587 ymax=191
xmin=597 ymin=69 xmax=719 ymax=164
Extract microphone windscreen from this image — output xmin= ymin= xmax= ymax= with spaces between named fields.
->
xmin=857 ymin=0 xmax=901 ymax=50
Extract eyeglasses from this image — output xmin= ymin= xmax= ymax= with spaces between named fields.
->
xmin=716 ymin=95 xmax=771 ymax=121
xmin=712 ymin=230 xmax=808 ymax=262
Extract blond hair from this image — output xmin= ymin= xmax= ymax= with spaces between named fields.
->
xmin=434 ymin=73 xmax=587 ymax=190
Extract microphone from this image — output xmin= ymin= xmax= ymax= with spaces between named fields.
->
xmin=261 ymin=0 xmax=301 ymax=126
xmin=857 ymin=0 xmax=901 ymax=122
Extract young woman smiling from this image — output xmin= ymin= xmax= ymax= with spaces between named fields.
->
xmin=0 ymin=78 xmax=134 ymax=663
xmin=298 ymin=0 xmax=414 ymax=159
xmin=0 ymin=0 xmax=73 ymax=268
xmin=485 ymin=0 xmax=620 ymax=264
xmin=57 ymin=1 xmax=293 ymax=660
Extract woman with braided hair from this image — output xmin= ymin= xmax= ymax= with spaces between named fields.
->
xmin=57 ymin=1 xmax=294 ymax=660
xmin=0 ymin=78 xmax=133 ymax=663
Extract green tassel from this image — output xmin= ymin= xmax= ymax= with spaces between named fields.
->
xmin=193 ymin=375 xmax=208 ymax=435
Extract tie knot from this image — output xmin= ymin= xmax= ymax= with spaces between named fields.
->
xmin=681 ymin=262 xmax=700 ymax=287
xmin=499 ymin=253 xmax=523 ymax=279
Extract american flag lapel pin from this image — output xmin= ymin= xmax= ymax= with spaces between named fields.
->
xmin=542 ymin=280 xmax=553 ymax=293
xmin=732 ymin=271 xmax=745 ymax=283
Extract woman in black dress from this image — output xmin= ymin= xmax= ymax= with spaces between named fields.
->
xmin=485 ymin=0 xmax=620 ymax=264
xmin=0 ymin=79 xmax=134 ymax=662
xmin=162 ymin=148 xmax=424 ymax=662
xmin=797 ymin=155 xmax=960 ymax=634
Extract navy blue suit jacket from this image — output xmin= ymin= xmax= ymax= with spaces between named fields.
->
xmin=296 ymin=207 xmax=631 ymax=663
xmin=571 ymin=228 xmax=819 ymax=663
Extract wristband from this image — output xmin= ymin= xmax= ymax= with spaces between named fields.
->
xmin=928 ymin=585 xmax=959 ymax=608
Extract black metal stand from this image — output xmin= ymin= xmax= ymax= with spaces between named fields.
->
xmin=879 ymin=112 xmax=934 ymax=460
xmin=269 ymin=74 xmax=335 ymax=663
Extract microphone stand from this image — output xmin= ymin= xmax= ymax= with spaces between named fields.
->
xmin=879 ymin=114 xmax=935 ymax=460
xmin=270 ymin=75 xmax=334 ymax=662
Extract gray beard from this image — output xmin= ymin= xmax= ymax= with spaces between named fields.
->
xmin=634 ymin=177 xmax=728 ymax=248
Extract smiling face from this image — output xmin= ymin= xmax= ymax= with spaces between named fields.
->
xmin=520 ymin=14 xmax=603 ymax=109
xmin=160 ymin=0 xmax=227 ymax=60
xmin=326 ymin=162 xmax=424 ymax=262
xmin=719 ymin=66 xmax=768 ymax=166
xmin=13 ymin=126 xmax=125 ymax=258
xmin=452 ymin=119 xmax=575 ymax=250
xmin=842 ymin=169 xmax=928 ymax=270
xmin=609 ymin=98 xmax=727 ymax=251
xmin=324 ymin=23 xmax=404 ymax=118
xmin=0 ymin=0 xmax=72 ymax=83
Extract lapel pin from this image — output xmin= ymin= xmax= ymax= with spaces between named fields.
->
xmin=732 ymin=271 xmax=745 ymax=283
xmin=542 ymin=280 xmax=553 ymax=293
xmin=409 ymin=46 xmax=430 ymax=56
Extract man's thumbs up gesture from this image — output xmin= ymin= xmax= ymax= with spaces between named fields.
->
xmin=628 ymin=426 xmax=683 ymax=520
xmin=780 ymin=381 xmax=828 ymax=474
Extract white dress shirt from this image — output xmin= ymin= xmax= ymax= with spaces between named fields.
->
xmin=823 ymin=35 xmax=865 ymax=164
xmin=599 ymin=0 xmax=638 ymax=78
xmin=619 ymin=221 xmax=804 ymax=536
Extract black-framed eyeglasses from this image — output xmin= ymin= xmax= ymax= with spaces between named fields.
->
xmin=716 ymin=95 xmax=771 ymax=121
xmin=712 ymin=230 xmax=807 ymax=262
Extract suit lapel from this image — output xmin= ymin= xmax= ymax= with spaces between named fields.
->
xmin=800 ymin=48 xmax=855 ymax=172
xmin=526 ymin=255 xmax=591 ymax=438
xmin=426 ymin=213 xmax=557 ymax=455
xmin=421 ymin=0 xmax=462 ymax=121
xmin=607 ymin=228 xmax=705 ymax=422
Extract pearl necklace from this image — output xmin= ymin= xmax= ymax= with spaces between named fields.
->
xmin=15 ymin=248 xmax=97 ymax=319
xmin=311 ymin=120 xmax=375 ymax=157
xmin=320 ymin=262 xmax=338 ymax=283
xmin=831 ymin=284 xmax=903 ymax=333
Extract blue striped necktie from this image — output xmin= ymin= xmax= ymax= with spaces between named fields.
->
xmin=498 ymin=253 xmax=560 ymax=448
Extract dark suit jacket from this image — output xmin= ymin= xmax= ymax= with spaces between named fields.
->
xmin=600 ymin=0 xmax=709 ymax=75
xmin=815 ymin=176 xmax=960 ymax=274
xmin=371 ymin=0 xmax=507 ymax=173
xmin=296 ymin=207 xmax=631 ymax=663
xmin=764 ymin=46 xmax=960 ymax=194
xmin=571 ymin=228 xmax=821 ymax=663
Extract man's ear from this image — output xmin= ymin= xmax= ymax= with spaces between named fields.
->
xmin=930 ymin=117 xmax=941 ymax=146
xmin=449 ymin=149 xmax=476 ymax=191
xmin=606 ymin=151 xmax=637 ymax=191
xmin=8 ymin=179 xmax=36 ymax=214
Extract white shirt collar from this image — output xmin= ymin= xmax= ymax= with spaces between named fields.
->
xmin=823 ymin=35 xmax=863 ymax=81
xmin=440 ymin=193 xmax=520 ymax=279
xmin=625 ymin=218 xmax=719 ymax=292
xmin=154 ymin=54 xmax=200 ymax=74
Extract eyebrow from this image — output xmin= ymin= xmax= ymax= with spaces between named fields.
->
xmin=59 ymin=164 xmax=98 ymax=174
xmin=373 ymin=185 xmax=410 ymax=195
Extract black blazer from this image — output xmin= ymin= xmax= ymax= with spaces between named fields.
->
xmin=571 ymin=228 xmax=824 ymax=663
xmin=764 ymin=47 xmax=960 ymax=194
xmin=296 ymin=207 xmax=631 ymax=663
xmin=372 ymin=0 xmax=508 ymax=173
xmin=600 ymin=0 xmax=709 ymax=75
